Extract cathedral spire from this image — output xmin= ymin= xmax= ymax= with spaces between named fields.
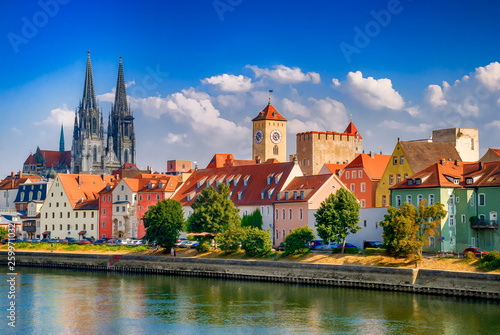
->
xmin=82 ymin=50 xmax=97 ymax=110
xmin=114 ymin=55 xmax=128 ymax=116
xmin=59 ymin=123 xmax=65 ymax=153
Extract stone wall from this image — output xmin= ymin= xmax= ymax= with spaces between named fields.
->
xmin=1 ymin=251 xmax=498 ymax=300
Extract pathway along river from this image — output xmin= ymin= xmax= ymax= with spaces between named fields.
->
xmin=2 ymin=267 xmax=499 ymax=334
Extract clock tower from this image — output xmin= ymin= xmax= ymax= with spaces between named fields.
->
xmin=251 ymin=103 xmax=287 ymax=163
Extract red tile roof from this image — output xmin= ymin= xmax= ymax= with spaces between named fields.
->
xmin=344 ymin=121 xmax=363 ymax=139
xmin=58 ymin=174 xmax=114 ymax=208
xmin=172 ymin=162 xmax=301 ymax=206
xmin=391 ymin=160 xmax=466 ymax=189
xmin=322 ymin=163 xmax=347 ymax=175
xmin=344 ymin=154 xmax=391 ymax=180
xmin=251 ymin=104 xmax=287 ymax=121
xmin=24 ymin=154 xmax=37 ymax=165
xmin=0 ymin=173 xmax=43 ymax=190
xmin=276 ymin=174 xmax=338 ymax=203
xmin=206 ymin=154 xmax=256 ymax=169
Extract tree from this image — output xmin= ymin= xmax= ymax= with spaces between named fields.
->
xmin=284 ymin=226 xmax=315 ymax=256
xmin=187 ymin=184 xmax=240 ymax=234
xmin=241 ymin=227 xmax=272 ymax=257
xmin=241 ymin=209 xmax=263 ymax=229
xmin=314 ymin=187 xmax=361 ymax=254
xmin=380 ymin=200 xmax=446 ymax=260
xmin=215 ymin=226 xmax=247 ymax=254
xmin=0 ymin=227 xmax=8 ymax=240
xmin=143 ymin=199 xmax=185 ymax=250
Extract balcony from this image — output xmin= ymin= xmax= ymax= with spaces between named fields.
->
xmin=470 ymin=220 xmax=499 ymax=229
xmin=23 ymin=226 xmax=36 ymax=232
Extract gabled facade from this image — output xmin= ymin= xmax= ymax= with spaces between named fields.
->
xmin=376 ymin=139 xmax=461 ymax=207
xmin=339 ymin=153 xmax=391 ymax=208
xmin=14 ymin=180 xmax=52 ymax=239
xmin=0 ymin=172 xmax=43 ymax=210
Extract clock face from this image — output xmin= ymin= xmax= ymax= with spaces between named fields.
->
xmin=254 ymin=129 xmax=264 ymax=144
xmin=270 ymin=129 xmax=282 ymax=144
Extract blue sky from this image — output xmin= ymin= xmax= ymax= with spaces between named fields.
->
xmin=2 ymin=0 xmax=500 ymax=178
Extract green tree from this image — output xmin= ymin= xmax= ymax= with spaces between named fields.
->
xmin=380 ymin=200 xmax=446 ymax=260
xmin=0 ymin=227 xmax=8 ymax=240
xmin=241 ymin=227 xmax=272 ymax=257
xmin=284 ymin=226 xmax=315 ymax=256
xmin=241 ymin=209 xmax=263 ymax=229
xmin=215 ymin=226 xmax=247 ymax=254
xmin=187 ymin=184 xmax=240 ymax=234
xmin=143 ymin=199 xmax=185 ymax=250
xmin=314 ymin=187 xmax=361 ymax=254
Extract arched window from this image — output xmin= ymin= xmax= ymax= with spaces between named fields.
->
xmin=29 ymin=192 xmax=33 ymax=201
xmin=92 ymin=117 xmax=97 ymax=134
xmin=37 ymin=191 xmax=41 ymax=199
xmin=93 ymin=146 xmax=97 ymax=162
xmin=275 ymin=229 xmax=279 ymax=240
xmin=282 ymin=229 xmax=285 ymax=239
xmin=289 ymin=209 xmax=292 ymax=220
xmin=282 ymin=209 xmax=285 ymax=220
xmin=273 ymin=145 xmax=279 ymax=155
xmin=124 ymin=150 xmax=129 ymax=163
xmin=300 ymin=208 xmax=303 ymax=220
xmin=275 ymin=209 xmax=278 ymax=219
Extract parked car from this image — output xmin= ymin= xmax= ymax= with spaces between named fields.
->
xmin=94 ymin=239 xmax=107 ymax=244
xmin=178 ymin=240 xmax=193 ymax=248
xmin=364 ymin=241 xmax=384 ymax=249
xmin=78 ymin=239 xmax=92 ymax=244
xmin=175 ymin=238 xmax=188 ymax=247
xmin=61 ymin=237 xmax=77 ymax=244
xmin=1 ymin=238 xmax=9 ymax=244
xmin=310 ymin=240 xmax=325 ymax=249
xmin=49 ymin=238 xmax=60 ymax=243
xmin=30 ymin=238 xmax=41 ymax=243
xmin=107 ymin=239 xmax=117 ymax=245
xmin=40 ymin=238 xmax=50 ymax=243
xmin=463 ymin=247 xmax=488 ymax=257
xmin=190 ymin=242 xmax=199 ymax=249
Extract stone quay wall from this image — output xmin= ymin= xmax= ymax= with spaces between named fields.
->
xmin=1 ymin=251 xmax=499 ymax=300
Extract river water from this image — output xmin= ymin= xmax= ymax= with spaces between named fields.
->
xmin=1 ymin=267 xmax=499 ymax=334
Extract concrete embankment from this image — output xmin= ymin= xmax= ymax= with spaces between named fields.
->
xmin=1 ymin=251 xmax=499 ymax=300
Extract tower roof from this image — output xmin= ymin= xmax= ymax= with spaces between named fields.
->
xmin=59 ymin=123 xmax=65 ymax=153
xmin=113 ymin=56 xmax=129 ymax=115
xmin=81 ymin=50 xmax=97 ymax=110
xmin=344 ymin=121 xmax=362 ymax=138
xmin=252 ymin=104 xmax=287 ymax=122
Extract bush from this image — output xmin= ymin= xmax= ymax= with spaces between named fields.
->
xmin=364 ymin=248 xmax=386 ymax=256
xmin=283 ymin=227 xmax=314 ymax=256
xmin=215 ymin=226 xmax=246 ymax=253
xmin=241 ymin=228 xmax=272 ymax=257
xmin=465 ymin=251 xmax=476 ymax=260
xmin=332 ymin=247 xmax=360 ymax=254
xmin=196 ymin=242 xmax=211 ymax=253
xmin=478 ymin=251 xmax=500 ymax=271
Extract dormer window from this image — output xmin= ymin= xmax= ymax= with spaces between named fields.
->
xmin=407 ymin=179 xmax=414 ymax=186
xmin=268 ymin=188 xmax=275 ymax=199
xmin=148 ymin=183 xmax=152 ymax=189
xmin=197 ymin=177 xmax=207 ymax=189
xmin=187 ymin=191 xmax=196 ymax=202
xmin=293 ymin=191 xmax=297 ymax=200
xmin=237 ymin=190 xmax=244 ymax=201
xmin=466 ymin=178 xmax=473 ymax=185
xmin=285 ymin=192 xmax=289 ymax=200
xmin=453 ymin=178 xmax=460 ymax=185
xmin=300 ymin=191 xmax=304 ymax=200
xmin=415 ymin=179 xmax=422 ymax=185
xmin=234 ymin=175 xmax=241 ymax=187
xmin=158 ymin=182 xmax=163 ymax=189
xmin=243 ymin=175 xmax=251 ymax=186
xmin=267 ymin=173 xmax=275 ymax=185
xmin=275 ymin=173 xmax=283 ymax=185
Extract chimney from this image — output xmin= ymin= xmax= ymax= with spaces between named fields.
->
xmin=479 ymin=161 xmax=484 ymax=170
xmin=370 ymin=151 xmax=375 ymax=159
xmin=10 ymin=172 xmax=14 ymax=178
xmin=195 ymin=162 xmax=199 ymax=171
xmin=293 ymin=155 xmax=298 ymax=165
xmin=440 ymin=158 xmax=446 ymax=166
xmin=455 ymin=160 xmax=460 ymax=167
xmin=19 ymin=171 xmax=22 ymax=179
xmin=255 ymin=155 xmax=261 ymax=164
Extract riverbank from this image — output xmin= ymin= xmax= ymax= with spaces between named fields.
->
xmin=1 ymin=251 xmax=499 ymax=300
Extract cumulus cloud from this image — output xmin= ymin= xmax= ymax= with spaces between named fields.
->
xmin=475 ymin=62 xmax=500 ymax=92
xmin=164 ymin=133 xmax=188 ymax=144
xmin=246 ymin=65 xmax=321 ymax=84
xmin=126 ymin=80 xmax=135 ymax=88
xmin=485 ymin=120 xmax=500 ymax=129
xmin=216 ymin=94 xmax=244 ymax=109
xmin=287 ymin=97 xmax=348 ymax=134
xmin=379 ymin=120 xmax=432 ymax=133
xmin=281 ymin=98 xmax=309 ymax=117
xmin=331 ymin=78 xmax=341 ymax=87
xmin=201 ymin=74 xmax=254 ymax=92
xmin=405 ymin=106 xmax=420 ymax=117
xmin=35 ymin=104 xmax=74 ymax=127
xmin=426 ymin=84 xmax=448 ymax=106
xmin=345 ymin=71 xmax=405 ymax=110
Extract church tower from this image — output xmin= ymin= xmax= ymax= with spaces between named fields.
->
xmin=251 ymin=101 xmax=287 ymax=163
xmin=108 ymin=56 xmax=136 ymax=166
xmin=59 ymin=123 xmax=65 ymax=154
xmin=71 ymin=50 xmax=106 ymax=173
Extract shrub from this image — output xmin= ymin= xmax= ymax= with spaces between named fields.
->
xmin=241 ymin=228 xmax=272 ymax=257
xmin=364 ymin=248 xmax=386 ymax=256
xmin=478 ymin=251 xmax=500 ymax=271
xmin=283 ymin=227 xmax=314 ymax=256
xmin=465 ymin=251 xmax=476 ymax=260
xmin=215 ymin=226 xmax=246 ymax=254
xmin=332 ymin=247 xmax=360 ymax=254
xmin=196 ymin=242 xmax=211 ymax=253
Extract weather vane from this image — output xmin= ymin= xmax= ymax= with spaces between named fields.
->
xmin=268 ymin=89 xmax=273 ymax=105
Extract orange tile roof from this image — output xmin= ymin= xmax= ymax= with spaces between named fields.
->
xmin=344 ymin=121 xmax=363 ymax=139
xmin=24 ymin=154 xmax=37 ymax=165
xmin=391 ymin=160 xmax=467 ymax=189
xmin=58 ymin=174 xmax=114 ymax=208
xmin=344 ymin=154 xmax=391 ymax=180
xmin=251 ymin=104 xmax=287 ymax=121
xmin=0 ymin=173 xmax=43 ymax=190
xmin=276 ymin=174 xmax=336 ymax=202
xmin=172 ymin=162 xmax=300 ymax=206
xmin=322 ymin=163 xmax=347 ymax=175
xmin=206 ymin=154 xmax=256 ymax=169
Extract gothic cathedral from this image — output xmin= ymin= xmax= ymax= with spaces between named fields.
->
xmin=251 ymin=102 xmax=287 ymax=163
xmin=71 ymin=51 xmax=136 ymax=174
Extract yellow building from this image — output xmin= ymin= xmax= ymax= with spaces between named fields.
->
xmin=252 ymin=103 xmax=287 ymax=163
xmin=375 ymin=140 xmax=461 ymax=207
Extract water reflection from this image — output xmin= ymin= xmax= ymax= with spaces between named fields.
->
xmin=2 ymin=268 xmax=498 ymax=334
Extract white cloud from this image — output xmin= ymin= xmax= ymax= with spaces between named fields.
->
xmin=345 ymin=71 xmax=405 ymax=110
xmin=331 ymin=78 xmax=341 ymax=87
xmin=485 ymin=120 xmax=500 ymax=129
xmin=35 ymin=104 xmax=74 ymax=127
xmin=246 ymin=65 xmax=321 ymax=84
xmin=426 ymin=84 xmax=447 ymax=106
xmin=379 ymin=120 xmax=432 ymax=133
xmin=97 ymin=92 xmax=115 ymax=102
xmin=164 ymin=133 xmax=187 ymax=144
xmin=286 ymin=98 xmax=348 ymax=134
xmin=216 ymin=94 xmax=244 ymax=109
xmin=281 ymin=98 xmax=309 ymax=117
xmin=126 ymin=80 xmax=135 ymax=88
xmin=201 ymin=74 xmax=254 ymax=92
xmin=405 ymin=106 xmax=420 ymax=117
xmin=475 ymin=62 xmax=500 ymax=92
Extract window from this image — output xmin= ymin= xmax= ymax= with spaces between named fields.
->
xmin=299 ymin=208 xmax=303 ymax=220
xmin=361 ymin=183 xmax=366 ymax=192
xmin=102 ymin=222 xmax=105 ymax=228
xmin=417 ymin=194 xmax=423 ymax=205
xmin=429 ymin=236 xmax=435 ymax=247
xmin=359 ymin=170 xmax=363 ymax=178
xmin=406 ymin=195 xmax=412 ymax=205
xmin=449 ymin=215 xmax=455 ymax=227
xmin=59 ymin=212 xmax=62 ymax=218
xmin=289 ymin=209 xmax=292 ymax=220
xmin=429 ymin=194 xmax=435 ymax=206
xmin=375 ymin=221 xmax=378 ymax=229
xmin=117 ymin=195 xmax=120 ymax=201
xmin=275 ymin=229 xmax=279 ymax=240
xmin=139 ymin=195 xmax=143 ymax=201
xmin=360 ymin=199 xmax=365 ymax=208
xmin=471 ymin=138 xmax=474 ymax=150
xmin=478 ymin=193 xmax=485 ymax=206
xmin=461 ymin=214 xmax=466 ymax=224
xmin=56 ymin=202 xmax=59 ymax=207
xmin=91 ymin=212 xmax=94 ymax=218
xmin=91 ymin=224 xmax=94 ymax=230
xmin=350 ymin=184 xmax=355 ymax=192
xmin=103 ymin=196 xmax=106 ymax=202
xmin=76 ymin=212 xmax=78 ymax=218
xmin=139 ymin=206 xmax=142 ymax=211
xmin=345 ymin=171 xmax=350 ymax=179
xmin=282 ymin=229 xmax=286 ymax=239
xmin=352 ymin=171 xmax=357 ymax=179
xmin=382 ymin=195 xmax=387 ymax=207
xmin=67 ymin=224 xmax=70 ymax=230
xmin=282 ymin=209 xmax=285 ymax=220
xmin=76 ymin=224 xmax=78 ymax=230
xmin=121 ymin=185 xmax=124 ymax=191
xmin=60 ymin=224 xmax=62 ymax=230
xmin=364 ymin=220 xmax=367 ymax=227
xmin=275 ymin=209 xmax=278 ymax=219
xmin=393 ymin=156 xmax=398 ymax=165
xmin=156 ymin=194 xmax=160 ymax=200
xmin=122 ymin=206 xmax=126 ymax=212
xmin=396 ymin=195 xmax=401 ymax=207
xmin=116 ymin=207 xmax=119 ymax=213
xmin=45 ymin=213 xmax=47 ymax=219
xmin=471 ymin=237 xmax=476 ymax=247
xmin=45 ymin=225 xmax=47 ymax=231
xmin=83 ymin=212 xmax=86 ymax=218
xmin=52 ymin=225 xmax=54 ymax=231
xmin=52 ymin=213 xmax=55 ymax=219
xmin=456 ymin=197 xmax=460 ymax=204
xmin=400 ymin=156 xmax=404 ymax=165
xmin=479 ymin=214 xmax=486 ymax=221
xmin=389 ymin=175 xmax=394 ymax=185
xmin=404 ymin=173 xmax=408 ymax=180
xmin=103 ymin=208 xmax=106 ymax=215
xmin=470 ymin=194 xmax=475 ymax=206
xmin=147 ymin=194 xmax=151 ymax=201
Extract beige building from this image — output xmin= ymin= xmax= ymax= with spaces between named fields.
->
xmin=296 ymin=122 xmax=363 ymax=176
xmin=252 ymin=103 xmax=287 ymax=163
xmin=432 ymin=128 xmax=479 ymax=162
xmin=40 ymin=174 xmax=113 ymax=240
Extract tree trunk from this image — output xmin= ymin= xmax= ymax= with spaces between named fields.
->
xmin=341 ymin=239 xmax=346 ymax=254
